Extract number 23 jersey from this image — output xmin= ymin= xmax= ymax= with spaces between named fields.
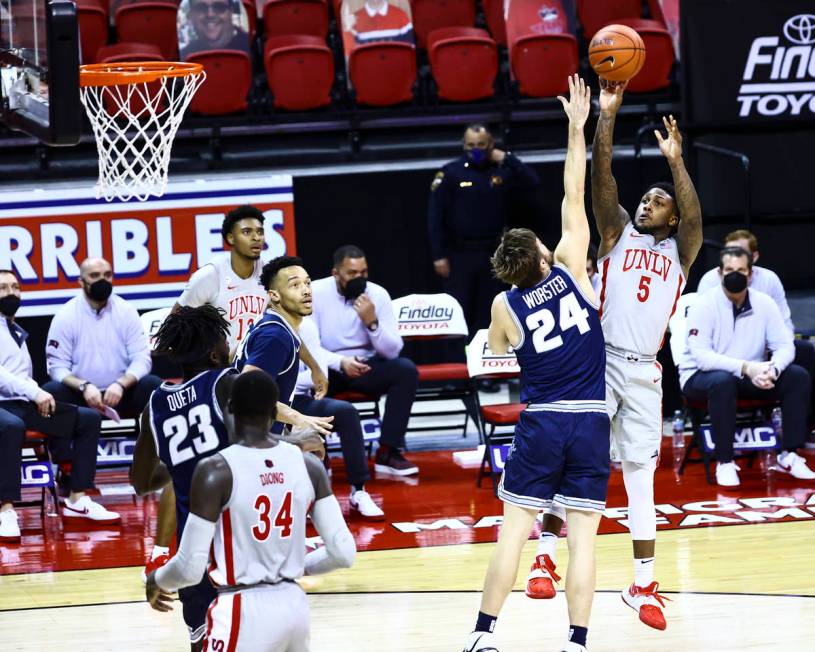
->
xmin=504 ymin=265 xmax=605 ymax=404
xmin=149 ymin=368 xmax=237 ymax=535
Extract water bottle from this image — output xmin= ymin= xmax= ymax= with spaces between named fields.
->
xmin=672 ymin=409 xmax=685 ymax=449
xmin=767 ymin=407 xmax=782 ymax=471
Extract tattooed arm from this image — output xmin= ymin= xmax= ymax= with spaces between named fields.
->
xmin=592 ymin=81 xmax=630 ymax=258
xmin=654 ymin=115 xmax=703 ymax=277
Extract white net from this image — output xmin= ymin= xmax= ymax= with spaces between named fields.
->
xmin=79 ymin=64 xmax=206 ymax=202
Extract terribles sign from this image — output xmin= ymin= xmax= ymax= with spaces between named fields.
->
xmin=682 ymin=2 xmax=815 ymax=124
xmin=0 ymin=175 xmax=295 ymax=317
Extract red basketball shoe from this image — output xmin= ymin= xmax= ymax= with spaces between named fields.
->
xmin=525 ymin=554 xmax=560 ymax=599
xmin=621 ymin=581 xmax=671 ymax=630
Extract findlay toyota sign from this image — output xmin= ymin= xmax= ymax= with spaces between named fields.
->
xmin=682 ymin=2 xmax=815 ymax=124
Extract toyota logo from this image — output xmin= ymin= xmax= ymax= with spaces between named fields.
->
xmin=783 ymin=14 xmax=815 ymax=45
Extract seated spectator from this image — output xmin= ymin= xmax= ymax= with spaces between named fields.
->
xmin=342 ymin=0 xmax=414 ymax=48
xmin=293 ymin=317 xmax=385 ymax=520
xmin=678 ymin=247 xmax=815 ymax=487
xmin=311 ymin=245 xmax=419 ymax=476
xmin=0 ymin=269 xmax=120 ymax=543
xmin=179 ymin=0 xmax=249 ymax=59
xmin=43 ymin=257 xmax=161 ymax=420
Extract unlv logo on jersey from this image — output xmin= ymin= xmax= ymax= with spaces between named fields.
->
xmin=621 ymin=249 xmax=673 ymax=281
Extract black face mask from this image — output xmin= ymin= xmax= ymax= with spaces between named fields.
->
xmin=722 ymin=271 xmax=748 ymax=293
xmin=342 ymin=277 xmax=367 ymax=301
xmin=86 ymin=279 xmax=113 ymax=302
xmin=0 ymin=294 xmax=21 ymax=318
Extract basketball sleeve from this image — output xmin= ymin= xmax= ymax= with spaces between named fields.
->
xmin=304 ymin=495 xmax=356 ymax=575
xmin=177 ymin=265 xmax=218 ymax=307
xmin=154 ymin=513 xmax=216 ymax=592
xmin=245 ymin=326 xmax=292 ymax=376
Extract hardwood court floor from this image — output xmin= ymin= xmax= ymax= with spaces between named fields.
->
xmin=2 ymin=443 xmax=815 ymax=650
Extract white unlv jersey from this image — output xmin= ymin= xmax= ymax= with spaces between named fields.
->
xmin=597 ymin=223 xmax=685 ymax=356
xmin=178 ymin=253 xmax=268 ymax=358
xmin=209 ymin=442 xmax=315 ymax=588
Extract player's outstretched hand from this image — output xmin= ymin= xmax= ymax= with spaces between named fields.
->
xmin=654 ymin=115 xmax=683 ymax=162
xmin=287 ymin=426 xmax=327 ymax=460
xmin=311 ymin=367 xmax=329 ymax=400
xmin=293 ymin=413 xmax=334 ymax=437
xmin=557 ymin=74 xmax=591 ymax=129
xmin=145 ymin=572 xmax=174 ymax=612
xmin=598 ymin=77 xmax=627 ymax=114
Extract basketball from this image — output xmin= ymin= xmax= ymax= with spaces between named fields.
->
xmin=588 ymin=24 xmax=646 ymax=83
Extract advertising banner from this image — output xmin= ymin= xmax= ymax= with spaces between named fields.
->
xmin=392 ymin=293 xmax=468 ymax=338
xmin=0 ymin=174 xmax=295 ymax=317
xmin=681 ymin=1 xmax=815 ymax=125
xmin=466 ymin=328 xmax=519 ymax=378
xmin=700 ymin=422 xmax=778 ymax=453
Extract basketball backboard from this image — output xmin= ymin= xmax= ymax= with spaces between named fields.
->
xmin=0 ymin=0 xmax=80 ymax=145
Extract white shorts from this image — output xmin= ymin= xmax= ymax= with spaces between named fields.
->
xmin=204 ymin=582 xmax=310 ymax=652
xmin=605 ymin=348 xmax=664 ymax=465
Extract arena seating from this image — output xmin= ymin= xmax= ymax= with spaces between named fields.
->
xmin=262 ymin=0 xmax=330 ymax=39
xmin=576 ymin=0 xmax=642 ymax=38
xmin=427 ymin=27 xmax=497 ymax=102
xmin=76 ymin=0 xmax=108 ymax=64
xmin=264 ymin=35 xmax=335 ymax=110
xmin=615 ymin=18 xmax=675 ymax=92
xmin=348 ymin=41 xmax=417 ymax=106
xmin=411 ymin=0 xmax=477 ymax=49
xmin=115 ymin=2 xmax=180 ymax=60
xmin=187 ymin=50 xmax=254 ymax=115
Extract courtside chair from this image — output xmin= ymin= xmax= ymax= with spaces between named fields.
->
xmin=466 ymin=328 xmax=524 ymax=492
xmin=392 ymin=293 xmax=476 ymax=437
xmin=19 ymin=431 xmax=58 ymax=518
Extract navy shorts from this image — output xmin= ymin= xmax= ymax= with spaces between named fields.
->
xmin=497 ymin=404 xmax=611 ymax=514
xmin=179 ymin=574 xmax=217 ymax=643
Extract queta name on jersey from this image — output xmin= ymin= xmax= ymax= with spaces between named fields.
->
xmin=622 ymin=248 xmax=673 ymax=281
xmin=166 ymin=385 xmax=198 ymax=412
xmin=522 ymin=274 xmax=569 ymax=309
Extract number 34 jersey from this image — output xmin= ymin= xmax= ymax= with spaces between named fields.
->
xmin=149 ymin=368 xmax=237 ymax=536
xmin=503 ymin=265 xmax=606 ymax=404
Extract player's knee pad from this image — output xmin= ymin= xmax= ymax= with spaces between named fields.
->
xmin=621 ymin=460 xmax=656 ymax=540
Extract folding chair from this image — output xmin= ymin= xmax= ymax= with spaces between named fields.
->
xmin=466 ymin=329 xmax=524 ymax=492
xmin=18 ymin=431 xmax=58 ymax=518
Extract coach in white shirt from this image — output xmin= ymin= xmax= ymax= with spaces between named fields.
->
xmin=0 ymin=269 xmax=120 ymax=542
xmin=311 ymin=245 xmax=419 ymax=476
xmin=679 ymin=247 xmax=815 ymax=487
xmin=43 ymin=258 xmax=160 ymax=421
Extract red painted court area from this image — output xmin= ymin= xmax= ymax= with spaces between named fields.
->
xmin=3 ymin=442 xmax=814 ymax=576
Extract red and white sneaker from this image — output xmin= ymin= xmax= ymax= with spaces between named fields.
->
xmin=62 ymin=495 xmax=121 ymax=525
xmin=621 ymin=581 xmax=671 ymax=630
xmin=141 ymin=550 xmax=171 ymax=584
xmin=525 ymin=554 xmax=560 ymax=599
xmin=349 ymin=490 xmax=385 ymax=522
xmin=776 ymin=451 xmax=815 ymax=479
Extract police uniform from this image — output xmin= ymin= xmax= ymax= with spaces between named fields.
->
xmin=427 ymin=152 xmax=539 ymax=332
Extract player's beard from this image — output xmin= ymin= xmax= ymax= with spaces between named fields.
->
xmin=631 ymin=215 xmax=657 ymax=236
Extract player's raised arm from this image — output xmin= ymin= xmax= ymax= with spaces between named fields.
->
xmin=554 ymin=75 xmax=593 ymax=292
xmin=592 ymin=80 xmax=629 ymax=255
xmin=654 ymin=115 xmax=703 ymax=276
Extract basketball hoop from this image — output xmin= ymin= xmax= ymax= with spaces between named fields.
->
xmin=79 ymin=62 xmax=206 ymax=202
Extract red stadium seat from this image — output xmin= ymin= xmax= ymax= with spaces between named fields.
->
xmin=411 ymin=0 xmax=476 ymax=49
xmin=186 ymin=50 xmax=253 ymax=114
xmin=242 ymin=0 xmax=258 ymax=39
xmin=77 ymin=2 xmax=108 ymax=65
xmin=482 ymin=0 xmax=505 ymax=45
xmin=348 ymin=41 xmax=416 ymax=106
xmin=576 ymin=0 xmax=640 ymax=38
xmin=264 ymin=35 xmax=334 ymax=110
xmin=115 ymin=2 xmax=180 ymax=60
xmin=96 ymin=42 xmax=164 ymax=63
xmin=615 ymin=17 xmax=674 ymax=92
xmin=428 ymin=27 xmax=497 ymax=102
xmin=262 ymin=0 xmax=329 ymax=38
xmin=510 ymin=32 xmax=577 ymax=98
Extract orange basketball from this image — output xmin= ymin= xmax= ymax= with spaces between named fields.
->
xmin=588 ymin=24 xmax=646 ymax=83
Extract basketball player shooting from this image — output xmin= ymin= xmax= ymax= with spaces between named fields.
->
xmin=463 ymin=75 xmax=610 ymax=652
xmin=528 ymin=80 xmax=703 ymax=632
xmin=146 ymin=370 xmax=356 ymax=651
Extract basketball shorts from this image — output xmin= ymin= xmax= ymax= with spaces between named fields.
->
xmin=497 ymin=403 xmax=611 ymax=514
xmin=204 ymin=581 xmax=310 ymax=651
xmin=605 ymin=348 xmax=664 ymax=465
xmin=180 ymin=575 xmax=217 ymax=643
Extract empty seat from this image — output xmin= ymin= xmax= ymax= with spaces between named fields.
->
xmin=264 ymin=35 xmax=334 ymax=110
xmin=428 ymin=27 xmax=496 ymax=102
xmin=576 ymin=0 xmax=640 ymax=38
xmin=482 ymin=0 xmax=505 ymax=45
xmin=615 ymin=17 xmax=674 ymax=92
xmin=262 ymin=0 xmax=329 ymax=38
xmin=510 ymin=32 xmax=577 ymax=98
xmin=115 ymin=2 xmax=180 ymax=60
xmin=411 ymin=0 xmax=476 ymax=48
xmin=186 ymin=49 xmax=252 ymax=114
xmin=77 ymin=1 xmax=108 ymax=64
xmin=348 ymin=41 xmax=416 ymax=106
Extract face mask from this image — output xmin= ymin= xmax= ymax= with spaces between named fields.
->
xmin=342 ymin=277 xmax=367 ymax=301
xmin=86 ymin=279 xmax=113 ymax=302
xmin=722 ymin=271 xmax=748 ymax=293
xmin=0 ymin=294 xmax=20 ymax=318
xmin=467 ymin=148 xmax=488 ymax=165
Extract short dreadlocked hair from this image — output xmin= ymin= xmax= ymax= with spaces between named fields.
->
xmin=221 ymin=205 xmax=265 ymax=242
xmin=260 ymin=255 xmax=304 ymax=291
xmin=491 ymin=228 xmax=543 ymax=289
xmin=153 ymin=305 xmax=229 ymax=365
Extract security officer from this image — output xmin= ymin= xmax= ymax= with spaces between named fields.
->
xmin=428 ymin=124 xmax=539 ymax=333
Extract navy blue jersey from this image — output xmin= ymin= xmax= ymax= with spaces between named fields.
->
xmin=149 ymin=368 xmax=236 ymax=536
xmin=504 ymin=265 xmax=605 ymax=404
xmin=233 ymin=311 xmax=300 ymax=434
